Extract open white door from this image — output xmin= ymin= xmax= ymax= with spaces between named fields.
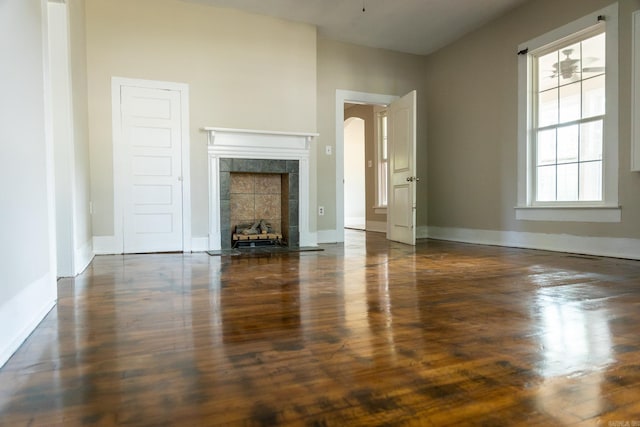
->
xmin=387 ymin=90 xmax=417 ymax=245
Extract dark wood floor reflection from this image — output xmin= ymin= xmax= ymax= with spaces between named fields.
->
xmin=2 ymin=231 xmax=640 ymax=426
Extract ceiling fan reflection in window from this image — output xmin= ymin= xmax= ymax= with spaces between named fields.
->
xmin=550 ymin=48 xmax=605 ymax=80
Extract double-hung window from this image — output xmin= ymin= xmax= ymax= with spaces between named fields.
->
xmin=516 ymin=4 xmax=620 ymax=222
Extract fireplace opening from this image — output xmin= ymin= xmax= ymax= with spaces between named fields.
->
xmin=230 ymin=172 xmax=289 ymax=247
xmin=219 ymin=158 xmax=299 ymax=250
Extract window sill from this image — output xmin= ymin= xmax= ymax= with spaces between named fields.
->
xmin=373 ymin=206 xmax=387 ymax=215
xmin=515 ymin=205 xmax=621 ymax=222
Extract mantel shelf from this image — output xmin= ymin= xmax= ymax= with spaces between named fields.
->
xmin=202 ymin=127 xmax=318 ymax=139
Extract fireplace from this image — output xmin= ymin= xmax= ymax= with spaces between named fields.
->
xmin=205 ymin=127 xmax=316 ymax=251
xmin=220 ymin=159 xmax=299 ymax=249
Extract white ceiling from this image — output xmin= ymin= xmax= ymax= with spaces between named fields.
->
xmin=182 ymin=0 xmax=529 ymax=55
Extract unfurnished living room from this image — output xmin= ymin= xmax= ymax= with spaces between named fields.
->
xmin=2 ymin=0 xmax=640 ymax=425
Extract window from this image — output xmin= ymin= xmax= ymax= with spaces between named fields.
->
xmin=516 ymin=4 xmax=620 ymax=222
xmin=535 ymin=31 xmax=605 ymax=202
xmin=376 ymin=109 xmax=388 ymax=208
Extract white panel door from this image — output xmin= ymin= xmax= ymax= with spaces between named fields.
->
xmin=120 ymin=86 xmax=183 ymax=253
xmin=387 ymin=90 xmax=417 ymax=245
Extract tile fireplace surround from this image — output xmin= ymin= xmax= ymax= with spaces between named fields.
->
xmin=222 ymin=160 xmax=298 ymax=249
xmin=205 ymin=128 xmax=317 ymax=251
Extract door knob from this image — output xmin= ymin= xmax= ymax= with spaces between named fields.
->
xmin=406 ymin=176 xmax=420 ymax=182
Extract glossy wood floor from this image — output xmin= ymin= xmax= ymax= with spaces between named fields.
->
xmin=2 ymin=231 xmax=640 ymax=426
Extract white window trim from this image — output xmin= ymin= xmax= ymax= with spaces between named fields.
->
xmin=373 ymin=105 xmax=388 ymax=211
xmin=516 ymin=3 xmax=620 ymax=222
xmin=632 ymin=10 xmax=640 ymax=171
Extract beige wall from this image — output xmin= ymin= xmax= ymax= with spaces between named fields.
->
xmin=344 ymin=104 xmax=386 ymax=226
xmin=316 ymin=38 xmax=428 ymax=234
xmin=85 ymin=0 xmax=317 ymax=238
xmin=85 ymin=0 xmax=640 ymax=243
xmin=426 ymin=0 xmax=640 ymax=238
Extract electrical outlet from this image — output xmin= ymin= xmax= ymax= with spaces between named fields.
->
xmin=318 ymin=206 xmax=325 ymax=216
xmin=325 ymin=145 xmax=332 ymax=155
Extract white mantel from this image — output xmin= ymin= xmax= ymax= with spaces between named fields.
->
xmin=204 ymin=127 xmax=318 ymax=250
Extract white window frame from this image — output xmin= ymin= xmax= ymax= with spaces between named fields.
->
xmin=374 ymin=107 xmax=388 ymax=212
xmin=516 ymin=3 xmax=620 ymax=222
xmin=632 ymin=10 xmax=640 ymax=171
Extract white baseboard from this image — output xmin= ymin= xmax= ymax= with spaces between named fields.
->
xmin=75 ymin=239 xmax=94 ymax=275
xmin=191 ymin=237 xmax=209 ymax=252
xmin=427 ymin=226 xmax=640 ymax=260
xmin=417 ymin=225 xmax=429 ymax=239
xmin=96 ymin=235 xmax=275 ymax=253
xmin=0 ymin=272 xmax=56 ymax=368
xmin=366 ymin=220 xmax=386 ymax=233
xmin=93 ymin=235 xmax=119 ymax=255
xmin=345 ymin=216 xmax=366 ymax=229
xmin=301 ymin=231 xmax=318 ymax=247
xmin=317 ymin=229 xmax=339 ymax=244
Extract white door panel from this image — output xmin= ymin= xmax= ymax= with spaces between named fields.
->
xmin=133 ymin=214 xmax=173 ymax=234
xmin=387 ymin=90 xmax=417 ymax=245
xmin=132 ymin=155 xmax=173 ymax=176
xmin=120 ymin=86 xmax=183 ymax=253
xmin=133 ymin=185 xmax=173 ymax=205
xmin=129 ymin=96 xmax=172 ymax=119
xmin=391 ymin=185 xmax=411 ymax=228
xmin=130 ymin=127 xmax=172 ymax=148
xmin=392 ymin=109 xmax=410 ymax=171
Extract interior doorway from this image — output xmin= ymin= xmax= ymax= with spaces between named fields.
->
xmin=343 ymin=115 xmax=366 ymax=230
xmin=340 ymin=98 xmax=391 ymax=239
xmin=335 ymin=92 xmax=397 ymax=243
xmin=335 ymin=90 xmax=418 ymax=245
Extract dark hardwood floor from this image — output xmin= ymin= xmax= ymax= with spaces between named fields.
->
xmin=2 ymin=230 xmax=640 ymax=426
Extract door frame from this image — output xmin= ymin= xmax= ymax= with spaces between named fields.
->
xmin=335 ymin=90 xmax=397 ymax=243
xmin=111 ymin=77 xmax=191 ymax=253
